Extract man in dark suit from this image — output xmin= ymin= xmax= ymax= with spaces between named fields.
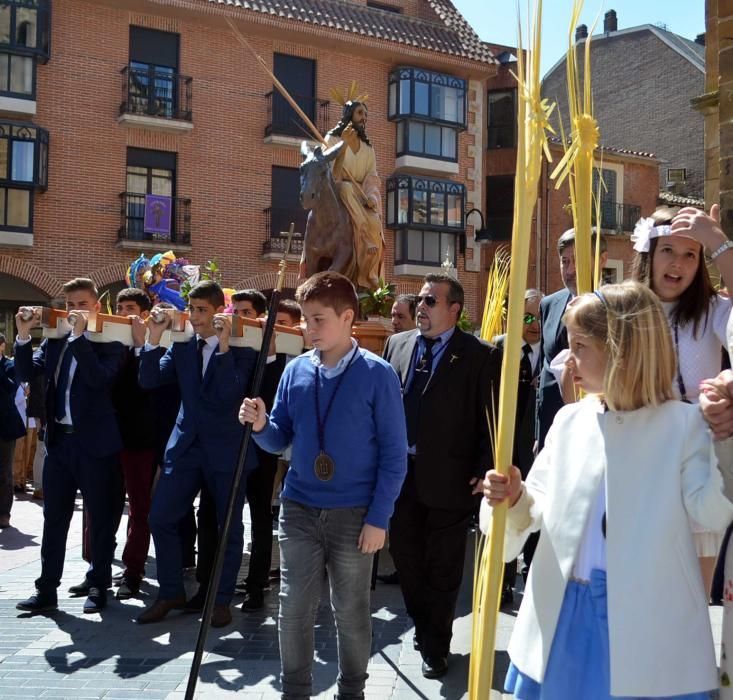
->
xmin=136 ymin=280 xmax=258 ymax=628
xmin=383 ymin=273 xmax=500 ymax=679
xmin=493 ymin=288 xmax=543 ymax=601
xmin=0 ymin=334 xmax=27 ymax=529
xmin=536 ymin=229 xmax=607 ymax=450
xmin=14 ymin=278 xmax=126 ymax=614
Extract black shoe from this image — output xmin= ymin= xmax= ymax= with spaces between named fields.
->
xmin=376 ymin=571 xmax=400 ymax=585
xmin=413 ymin=634 xmax=422 ymax=652
xmin=83 ymin=587 xmax=107 ymax=614
xmin=421 ymin=656 xmax=448 ymax=679
xmin=16 ymin=591 xmax=58 ymax=613
xmin=68 ymin=579 xmax=92 ymax=597
xmin=184 ymin=587 xmax=207 ymax=613
xmin=241 ymin=588 xmax=264 ymax=612
xmin=115 ymin=577 xmax=140 ymax=600
xmin=501 ymin=586 xmax=514 ymax=606
xmin=269 ymin=567 xmax=281 ymax=582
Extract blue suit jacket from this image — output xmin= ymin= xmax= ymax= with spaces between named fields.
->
xmin=0 ymin=355 xmax=25 ymax=441
xmin=139 ymin=338 xmax=258 ymax=473
xmin=536 ymin=288 xmax=572 ymax=449
xmin=13 ymin=335 xmax=125 ymax=457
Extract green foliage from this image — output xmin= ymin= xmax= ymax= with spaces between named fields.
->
xmin=457 ymin=308 xmax=472 ymax=332
xmin=180 ymin=258 xmax=222 ymax=302
xmin=358 ymin=278 xmax=396 ymax=318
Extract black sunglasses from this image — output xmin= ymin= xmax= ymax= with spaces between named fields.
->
xmin=523 ymin=313 xmax=538 ymax=325
xmin=417 ymin=294 xmax=438 ymax=308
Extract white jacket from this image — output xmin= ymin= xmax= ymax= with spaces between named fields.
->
xmin=480 ymin=398 xmax=733 ymax=697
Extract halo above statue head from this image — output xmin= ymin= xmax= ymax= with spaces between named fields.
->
xmin=329 ymin=80 xmax=369 ymax=107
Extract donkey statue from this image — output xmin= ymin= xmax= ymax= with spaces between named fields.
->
xmin=298 ymin=140 xmax=355 ymax=281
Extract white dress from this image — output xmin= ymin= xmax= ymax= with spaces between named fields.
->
xmin=664 ymin=294 xmax=732 ymax=556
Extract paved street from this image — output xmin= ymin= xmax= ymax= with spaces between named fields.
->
xmin=0 ymin=493 xmax=519 ymax=699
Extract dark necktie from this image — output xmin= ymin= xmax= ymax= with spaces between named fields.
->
xmin=404 ymin=336 xmax=438 ymax=446
xmin=54 ymin=343 xmax=74 ymax=422
xmin=520 ymin=343 xmax=533 ymax=383
xmin=196 ymin=337 xmax=207 ymax=380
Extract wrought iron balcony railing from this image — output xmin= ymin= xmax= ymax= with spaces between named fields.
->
xmin=264 ymin=91 xmax=330 ymax=138
xmin=592 ymin=201 xmax=642 ymax=233
xmin=262 ymin=207 xmax=306 ymax=256
xmin=120 ymin=66 xmax=193 ymax=121
xmin=119 ymin=192 xmax=191 ymax=245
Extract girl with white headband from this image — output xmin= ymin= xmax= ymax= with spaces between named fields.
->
xmin=631 ymin=204 xmax=733 ymax=595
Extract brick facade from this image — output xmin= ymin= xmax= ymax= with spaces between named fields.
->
xmin=542 ymin=26 xmax=705 ymax=199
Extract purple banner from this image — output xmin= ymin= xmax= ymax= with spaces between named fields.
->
xmin=144 ymin=194 xmax=172 ymax=237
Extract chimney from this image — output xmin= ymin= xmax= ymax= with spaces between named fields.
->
xmin=575 ymin=24 xmax=588 ymax=42
xmin=604 ymin=10 xmax=617 ymax=33
xmin=695 ymin=32 xmax=706 ymax=46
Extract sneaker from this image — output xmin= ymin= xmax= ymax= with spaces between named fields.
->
xmin=115 ymin=577 xmax=141 ymax=600
xmin=16 ymin=591 xmax=58 ymax=613
xmin=83 ymin=587 xmax=107 ymax=614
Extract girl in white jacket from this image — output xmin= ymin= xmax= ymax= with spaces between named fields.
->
xmin=482 ymin=280 xmax=733 ymax=699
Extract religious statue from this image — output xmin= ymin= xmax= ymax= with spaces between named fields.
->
xmin=298 ymin=87 xmax=385 ymax=291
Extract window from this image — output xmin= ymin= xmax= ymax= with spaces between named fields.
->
xmin=388 ymin=67 xmax=466 ymax=128
xmin=267 ymin=54 xmax=316 ymax=137
xmin=394 ymin=229 xmax=458 ymax=267
xmin=269 ymin=166 xmax=307 ymax=239
xmin=487 ymin=89 xmax=516 ymax=149
xmin=0 ymin=0 xmax=50 ymax=62
xmin=386 ymin=176 xmax=464 ymax=231
xmin=124 ymin=148 xmax=176 ymax=241
xmin=484 ymin=176 xmax=514 ymax=241
xmin=667 ymin=168 xmax=687 ymax=184
xmin=0 ymin=121 xmax=47 ymax=189
xmin=0 ymin=51 xmax=33 ymax=97
xmin=396 ymin=120 xmax=458 ymax=161
xmin=128 ymin=27 xmax=180 ymax=119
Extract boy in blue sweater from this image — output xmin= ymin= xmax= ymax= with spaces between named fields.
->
xmin=239 ymin=272 xmax=407 ymax=700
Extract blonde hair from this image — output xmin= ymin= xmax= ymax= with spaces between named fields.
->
xmin=563 ymin=280 xmax=675 ymax=411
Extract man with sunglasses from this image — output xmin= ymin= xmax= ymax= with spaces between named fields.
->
xmin=492 ymin=288 xmax=544 ymax=603
xmin=383 ymin=273 xmax=500 ymax=679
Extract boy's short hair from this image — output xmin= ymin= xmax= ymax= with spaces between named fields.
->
xmin=188 ymin=280 xmax=225 ymax=309
xmin=116 ymin=287 xmax=151 ymax=312
xmin=424 ymin=272 xmax=464 ymax=315
xmin=296 ymin=272 xmax=358 ymax=318
xmin=231 ymin=289 xmax=267 ymax=316
xmin=557 ymin=228 xmax=608 ymax=255
xmin=62 ymin=277 xmax=98 ymax=299
xmin=395 ymin=293 xmax=417 ymax=317
xmin=278 ymin=299 xmax=302 ymax=324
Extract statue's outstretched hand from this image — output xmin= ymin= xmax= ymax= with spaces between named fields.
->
xmin=341 ymin=123 xmax=360 ymax=153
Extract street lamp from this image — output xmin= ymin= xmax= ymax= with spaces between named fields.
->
xmin=466 ymin=208 xmax=492 ymax=242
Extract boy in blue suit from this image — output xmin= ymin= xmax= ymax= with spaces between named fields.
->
xmin=14 ymin=278 xmax=126 ymax=614
xmin=136 ymin=280 xmax=257 ymax=628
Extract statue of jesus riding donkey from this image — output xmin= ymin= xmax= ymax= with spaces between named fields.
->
xmin=298 ymin=84 xmax=386 ymax=292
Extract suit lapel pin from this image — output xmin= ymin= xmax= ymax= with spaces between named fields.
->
xmin=450 ymin=354 xmax=459 ymax=364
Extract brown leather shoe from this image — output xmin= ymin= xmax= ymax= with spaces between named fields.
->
xmin=211 ymin=604 xmax=232 ymax=628
xmin=136 ymin=596 xmax=186 ymax=624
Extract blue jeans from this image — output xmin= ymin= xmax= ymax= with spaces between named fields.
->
xmin=278 ymin=498 xmax=373 ymax=699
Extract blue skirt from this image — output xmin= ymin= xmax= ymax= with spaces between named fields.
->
xmin=505 ymin=569 xmax=715 ymax=700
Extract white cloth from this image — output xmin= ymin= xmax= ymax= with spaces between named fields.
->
xmin=664 ymin=295 xmax=731 ymax=549
xmin=14 ymin=384 xmax=27 ymax=426
xmin=480 ymin=397 xmax=733 ymax=697
xmin=197 ymin=334 xmax=219 ymax=378
xmin=572 ymin=475 xmax=607 ymax=581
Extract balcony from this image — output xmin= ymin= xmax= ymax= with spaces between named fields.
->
xmin=262 ymin=207 xmax=306 ymax=260
xmin=264 ymin=91 xmax=329 ymax=147
xmin=118 ymin=66 xmax=193 ymax=134
xmin=117 ymin=192 xmax=191 ymax=250
xmin=592 ymin=201 xmax=642 ymax=233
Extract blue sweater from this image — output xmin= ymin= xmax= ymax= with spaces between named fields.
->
xmin=253 ymin=347 xmax=407 ymax=529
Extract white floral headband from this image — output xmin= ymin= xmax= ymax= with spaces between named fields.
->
xmin=631 ymin=217 xmax=695 ymax=253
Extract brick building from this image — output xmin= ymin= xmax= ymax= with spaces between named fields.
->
xmin=542 ymin=9 xmax=705 ymax=201
xmin=0 ymin=0 xmax=517 ymax=335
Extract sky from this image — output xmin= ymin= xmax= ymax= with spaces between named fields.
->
xmin=453 ymin=0 xmax=705 ymax=77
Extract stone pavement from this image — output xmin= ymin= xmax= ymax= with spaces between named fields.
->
xmin=0 ymin=493 xmax=518 ymax=699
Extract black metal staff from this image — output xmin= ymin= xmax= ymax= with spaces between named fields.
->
xmin=184 ymin=224 xmax=296 ymax=699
